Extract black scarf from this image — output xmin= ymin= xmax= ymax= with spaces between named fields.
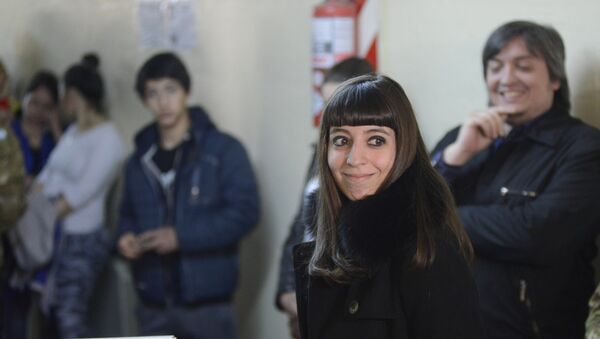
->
xmin=338 ymin=164 xmax=417 ymax=268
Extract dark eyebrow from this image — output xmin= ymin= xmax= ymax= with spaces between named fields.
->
xmin=513 ymin=56 xmax=536 ymax=62
xmin=365 ymin=127 xmax=393 ymax=136
xmin=330 ymin=127 xmax=393 ymax=136
xmin=489 ymin=55 xmax=536 ymax=63
xmin=330 ymin=127 xmax=349 ymax=134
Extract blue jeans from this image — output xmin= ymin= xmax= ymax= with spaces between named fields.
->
xmin=137 ymin=302 xmax=238 ymax=339
xmin=53 ymin=228 xmax=111 ymax=338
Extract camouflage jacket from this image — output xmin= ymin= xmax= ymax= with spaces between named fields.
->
xmin=0 ymin=126 xmax=25 ymax=235
xmin=587 ymin=283 xmax=600 ymax=339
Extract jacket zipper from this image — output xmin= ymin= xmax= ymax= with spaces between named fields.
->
xmin=140 ymin=145 xmax=184 ymax=307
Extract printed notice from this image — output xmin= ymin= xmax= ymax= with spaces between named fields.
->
xmin=138 ymin=0 xmax=197 ymax=50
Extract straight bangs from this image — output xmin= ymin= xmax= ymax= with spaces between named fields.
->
xmin=322 ymin=81 xmax=395 ymax=130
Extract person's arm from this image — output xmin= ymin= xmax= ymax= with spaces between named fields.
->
xmin=276 ymin=210 xmax=306 ymax=308
xmin=176 ymin=138 xmax=259 ymax=253
xmin=277 ymin=191 xmax=317 ymax=339
xmin=431 ymin=127 xmax=488 ymax=204
xmin=401 ymin=239 xmax=485 ymax=339
xmin=276 ymin=152 xmax=317 ymax=339
xmin=276 ymin=152 xmax=318 ymax=306
xmin=275 ymin=191 xmax=318 ymax=339
xmin=431 ymin=107 xmax=515 ymax=191
xmin=459 ymin=139 xmax=600 ymax=266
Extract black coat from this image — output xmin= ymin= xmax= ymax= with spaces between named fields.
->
xmin=432 ymin=107 xmax=600 ymax=338
xmin=293 ymin=171 xmax=485 ymax=339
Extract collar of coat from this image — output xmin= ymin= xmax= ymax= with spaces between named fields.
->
xmin=519 ymin=105 xmax=573 ymax=148
xmin=133 ymin=106 xmax=214 ymax=157
xmin=338 ymin=163 xmax=417 ymax=269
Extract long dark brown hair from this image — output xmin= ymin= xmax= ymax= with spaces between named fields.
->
xmin=309 ymin=74 xmax=473 ymax=283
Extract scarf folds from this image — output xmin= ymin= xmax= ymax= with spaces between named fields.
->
xmin=338 ymin=165 xmax=417 ymax=269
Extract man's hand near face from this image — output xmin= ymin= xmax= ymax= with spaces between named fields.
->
xmin=443 ymin=105 xmax=521 ymax=166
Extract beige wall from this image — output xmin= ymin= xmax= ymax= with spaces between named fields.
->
xmin=1 ymin=1 xmax=599 ymax=339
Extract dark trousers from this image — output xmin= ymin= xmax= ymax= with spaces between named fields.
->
xmin=2 ymin=285 xmax=31 ymax=339
xmin=1 ymin=234 xmax=33 ymax=339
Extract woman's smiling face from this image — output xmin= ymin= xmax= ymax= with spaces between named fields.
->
xmin=328 ymin=125 xmax=396 ymax=201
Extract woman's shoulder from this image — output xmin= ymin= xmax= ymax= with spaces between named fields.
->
xmin=101 ymin=121 xmax=124 ymax=140
xmin=84 ymin=122 xmax=124 ymax=145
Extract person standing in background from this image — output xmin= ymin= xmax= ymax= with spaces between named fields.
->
xmin=2 ymin=69 xmax=61 ymax=339
xmin=117 ymin=52 xmax=259 ymax=339
xmin=0 ymin=58 xmax=25 ymax=243
xmin=0 ymin=102 xmax=25 ymax=260
xmin=275 ymin=57 xmax=373 ymax=339
xmin=0 ymin=90 xmax=26 ymax=269
xmin=11 ymin=71 xmax=61 ymax=187
xmin=0 ymin=87 xmax=25 ymax=339
xmin=35 ymin=53 xmax=126 ymax=338
xmin=431 ymin=21 xmax=600 ymax=338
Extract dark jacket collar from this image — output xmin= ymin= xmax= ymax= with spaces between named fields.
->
xmin=338 ymin=164 xmax=417 ymax=268
xmin=523 ymin=105 xmax=574 ymax=148
xmin=133 ymin=106 xmax=214 ymax=157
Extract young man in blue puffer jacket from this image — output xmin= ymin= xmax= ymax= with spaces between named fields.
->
xmin=117 ymin=52 xmax=259 ymax=339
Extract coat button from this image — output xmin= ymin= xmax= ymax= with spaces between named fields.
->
xmin=348 ymin=300 xmax=359 ymax=315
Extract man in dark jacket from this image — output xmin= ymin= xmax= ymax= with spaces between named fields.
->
xmin=117 ymin=52 xmax=259 ymax=339
xmin=431 ymin=20 xmax=600 ymax=339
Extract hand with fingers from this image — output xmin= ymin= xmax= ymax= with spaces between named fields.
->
xmin=444 ymin=105 xmax=520 ymax=166
xmin=118 ymin=232 xmax=143 ymax=260
xmin=279 ymin=291 xmax=300 ymax=339
xmin=136 ymin=226 xmax=179 ymax=255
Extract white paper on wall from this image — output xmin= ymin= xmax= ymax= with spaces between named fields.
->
xmin=137 ymin=0 xmax=197 ymax=50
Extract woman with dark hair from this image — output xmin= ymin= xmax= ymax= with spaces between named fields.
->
xmin=2 ymin=69 xmax=60 ymax=339
xmin=35 ymin=53 xmax=125 ymax=338
xmin=276 ymin=57 xmax=374 ymax=339
xmin=294 ymin=74 xmax=484 ymax=339
xmin=11 ymin=70 xmax=61 ymax=186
